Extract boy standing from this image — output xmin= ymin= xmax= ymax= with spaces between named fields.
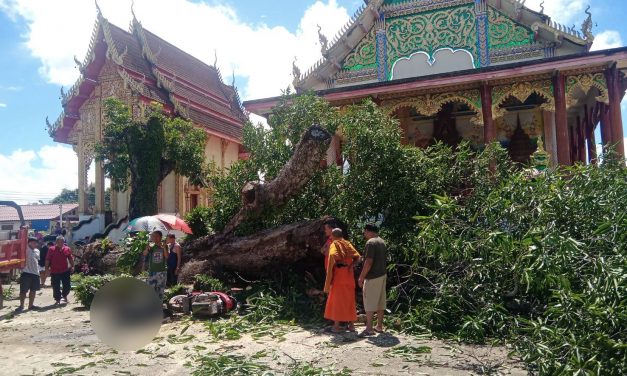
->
xmin=16 ymin=237 xmax=41 ymax=311
xmin=143 ymin=230 xmax=168 ymax=301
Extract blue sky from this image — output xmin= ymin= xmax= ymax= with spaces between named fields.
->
xmin=0 ymin=0 xmax=625 ymax=203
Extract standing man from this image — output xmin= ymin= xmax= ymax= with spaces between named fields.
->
xmin=16 ymin=237 xmax=41 ymax=311
xmin=143 ymin=230 xmax=168 ymax=302
xmin=45 ymin=235 xmax=74 ymax=305
xmin=165 ymin=234 xmax=182 ymax=287
xmin=358 ymin=223 xmax=387 ymax=337
xmin=38 ymin=241 xmax=53 ymax=288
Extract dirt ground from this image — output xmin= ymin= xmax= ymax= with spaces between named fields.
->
xmin=0 ymin=283 xmax=528 ymax=376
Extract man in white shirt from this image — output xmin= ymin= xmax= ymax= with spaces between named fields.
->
xmin=17 ymin=237 xmax=41 ymax=312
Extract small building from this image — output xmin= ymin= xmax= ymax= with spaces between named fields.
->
xmin=245 ymin=0 xmax=625 ymax=166
xmin=0 ymin=204 xmax=78 ymax=240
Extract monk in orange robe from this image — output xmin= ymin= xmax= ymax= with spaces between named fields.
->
xmin=323 ymin=228 xmax=360 ymax=333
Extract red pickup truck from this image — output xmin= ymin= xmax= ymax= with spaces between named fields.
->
xmin=0 ymin=201 xmax=27 ymax=308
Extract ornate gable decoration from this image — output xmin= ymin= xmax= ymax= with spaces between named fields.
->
xmin=299 ymin=0 xmax=595 ymax=91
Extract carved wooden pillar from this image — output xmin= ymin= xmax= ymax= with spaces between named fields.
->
xmin=600 ymin=104 xmax=613 ymax=152
xmin=553 ymin=73 xmax=571 ymax=165
xmin=584 ymin=105 xmax=597 ymax=165
xmin=605 ymin=64 xmax=625 ymax=158
xmin=480 ymin=83 xmax=496 ymax=143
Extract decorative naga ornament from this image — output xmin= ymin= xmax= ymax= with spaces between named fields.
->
xmin=317 ymin=25 xmax=328 ymax=56
xmin=514 ymin=0 xmax=526 ymax=20
xmin=581 ymin=6 xmax=594 ymax=42
xmin=292 ymin=57 xmax=301 ymax=88
xmin=539 ymin=1 xmax=545 ymax=14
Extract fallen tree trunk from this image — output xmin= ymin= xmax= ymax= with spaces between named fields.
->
xmin=182 ymin=124 xmax=333 ymax=277
xmin=181 ymin=217 xmax=328 ymax=280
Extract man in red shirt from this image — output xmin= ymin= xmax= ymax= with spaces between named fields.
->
xmin=45 ymin=236 xmax=74 ymax=304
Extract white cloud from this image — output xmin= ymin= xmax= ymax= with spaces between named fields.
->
xmin=524 ymin=0 xmax=586 ymax=26
xmin=591 ymin=30 xmax=623 ymax=51
xmin=0 ymin=103 xmax=6 ymax=108
xmin=0 ymin=145 xmax=81 ymax=203
xmin=0 ymin=0 xmax=350 ymax=100
xmin=0 ymin=85 xmax=22 ymax=91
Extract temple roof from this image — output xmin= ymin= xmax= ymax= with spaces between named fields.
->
xmin=50 ymin=8 xmax=246 ymax=144
xmin=294 ymin=0 xmax=596 ymax=91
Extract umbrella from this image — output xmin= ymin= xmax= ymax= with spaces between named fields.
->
xmin=153 ymin=214 xmax=193 ymax=234
xmin=126 ymin=216 xmax=170 ymax=234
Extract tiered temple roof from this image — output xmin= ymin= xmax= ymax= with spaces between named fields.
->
xmin=49 ymin=6 xmax=246 ymax=144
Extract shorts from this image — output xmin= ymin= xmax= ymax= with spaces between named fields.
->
xmin=20 ymin=273 xmax=40 ymax=294
xmin=363 ymin=274 xmax=386 ymax=312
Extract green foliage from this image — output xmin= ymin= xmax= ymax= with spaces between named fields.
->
xmin=184 ymin=206 xmax=213 ymax=240
xmin=96 ymin=98 xmax=206 ymax=218
xmin=394 ymin=154 xmax=627 ymax=375
xmin=196 ymin=92 xmax=626 ymax=374
xmin=73 ymin=274 xmax=114 ymax=309
xmin=116 ymin=232 xmax=149 ymax=274
xmin=192 ymin=274 xmax=226 ymax=292
xmin=50 ymin=185 xmax=111 ymax=210
xmin=192 ymin=354 xmax=268 ymax=376
xmin=164 ymin=284 xmax=188 ymax=303
xmin=206 ymin=94 xmax=343 ymax=233
xmin=2 ymin=284 xmax=14 ymax=300
xmin=285 ymin=362 xmax=352 ymax=376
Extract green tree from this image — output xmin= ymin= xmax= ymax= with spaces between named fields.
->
xmin=51 ymin=184 xmax=111 ymax=210
xmin=96 ymin=98 xmax=207 ymax=219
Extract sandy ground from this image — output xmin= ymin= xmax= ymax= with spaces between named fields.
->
xmin=0 ymin=283 xmax=528 ymax=376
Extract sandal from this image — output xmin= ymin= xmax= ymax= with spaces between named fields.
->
xmin=358 ymin=329 xmax=375 ymax=337
xmin=374 ymin=328 xmax=384 ymax=333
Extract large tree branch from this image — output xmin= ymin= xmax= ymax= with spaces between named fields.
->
xmin=222 ymin=124 xmax=331 ymax=234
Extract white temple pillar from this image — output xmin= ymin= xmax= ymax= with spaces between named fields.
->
xmin=77 ymin=149 xmax=88 ymax=215
xmin=94 ymin=161 xmax=105 ymax=214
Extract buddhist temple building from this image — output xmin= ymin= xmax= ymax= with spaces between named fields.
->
xmin=48 ymin=6 xmax=246 ymax=231
xmin=245 ymin=0 xmax=626 ymax=167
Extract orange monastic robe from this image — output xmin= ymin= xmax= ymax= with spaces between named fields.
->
xmin=323 ymin=239 xmax=360 ymax=322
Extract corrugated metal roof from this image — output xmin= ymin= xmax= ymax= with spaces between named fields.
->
xmin=0 ymin=204 xmax=79 ymax=222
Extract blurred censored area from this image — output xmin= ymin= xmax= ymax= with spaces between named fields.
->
xmin=90 ymin=277 xmax=163 ymax=351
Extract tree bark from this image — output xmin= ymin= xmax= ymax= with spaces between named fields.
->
xmin=183 ymin=124 xmax=333 ymax=276
xmin=181 ymin=217 xmax=328 ymax=278
xmin=222 ymin=125 xmax=331 ymax=234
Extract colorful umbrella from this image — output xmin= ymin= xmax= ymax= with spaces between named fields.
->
xmin=153 ymin=214 xmax=193 ymax=234
xmin=126 ymin=216 xmax=169 ymax=234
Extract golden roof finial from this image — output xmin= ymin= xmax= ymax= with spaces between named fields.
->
xmin=131 ymin=0 xmax=137 ymax=22
xmin=94 ymin=0 xmax=102 ymax=17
